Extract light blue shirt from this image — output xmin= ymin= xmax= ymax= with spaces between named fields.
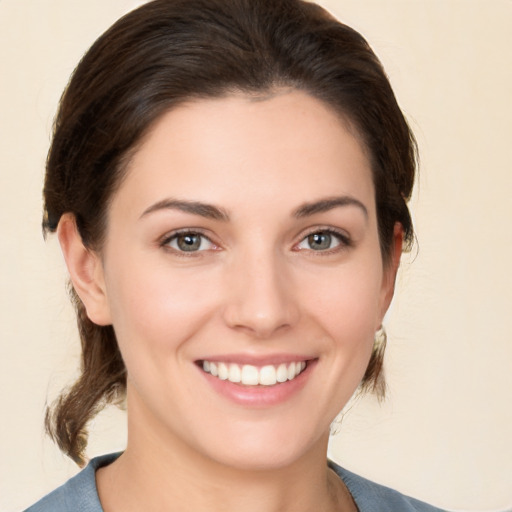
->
xmin=25 ymin=453 xmax=447 ymax=511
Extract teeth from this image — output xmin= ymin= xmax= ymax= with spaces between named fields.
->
xmin=229 ymin=363 xmax=241 ymax=383
xmin=202 ymin=360 xmax=307 ymax=386
xmin=287 ymin=362 xmax=296 ymax=380
xmin=276 ymin=363 xmax=288 ymax=383
xmin=259 ymin=365 xmax=276 ymax=386
xmin=218 ymin=362 xmax=229 ymax=380
xmin=241 ymin=365 xmax=259 ymax=385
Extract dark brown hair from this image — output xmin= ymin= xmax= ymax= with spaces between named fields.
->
xmin=43 ymin=0 xmax=417 ymax=465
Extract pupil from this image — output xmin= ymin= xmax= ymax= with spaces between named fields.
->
xmin=178 ymin=234 xmax=200 ymax=251
xmin=308 ymin=232 xmax=331 ymax=250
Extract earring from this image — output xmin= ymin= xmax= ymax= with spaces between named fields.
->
xmin=374 ymin=326 xmax=387 ymax=352
xmin=369 ymin=325 xmax=387 ymax=399
xmin=330 ymin=327 xmax=388 ymax=436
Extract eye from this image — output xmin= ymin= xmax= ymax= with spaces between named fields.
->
xmin=163 ymin=231 xmax=216 ymax=253
xmin=295 ymin=230 xmax=349 ymax=252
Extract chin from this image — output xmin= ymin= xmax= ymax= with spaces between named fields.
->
xmin=192 ymin=417 xmax=330 ymax=473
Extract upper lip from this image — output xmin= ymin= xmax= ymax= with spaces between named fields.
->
xmin=196 ymin=353 xmax=316 ymax=366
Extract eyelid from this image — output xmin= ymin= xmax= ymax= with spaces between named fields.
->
xmin=157 ymin=226 xmax=352 ymax=254
xmin=159 ymin=228 xmax=219 ymax=253
xmin=293 ymin=226 xmax=352 ymax=252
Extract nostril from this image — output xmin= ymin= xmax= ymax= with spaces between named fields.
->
xmin=222 ymin=268 xmax=300 ymax=337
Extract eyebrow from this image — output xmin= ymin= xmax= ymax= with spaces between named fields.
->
xmin=140 ymin=199 xmax=230 ymax=221
xmin=293 ymin=196 xmax=368 ymax=219
xmin=140 ymin=195 xmax=368 ymax=222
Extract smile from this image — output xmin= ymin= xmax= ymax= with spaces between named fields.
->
xmin=201 ymin=360 xmax=307 ymax=386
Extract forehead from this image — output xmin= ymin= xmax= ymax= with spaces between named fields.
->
xmin=116 ymin=90 xmax=375 ymax=218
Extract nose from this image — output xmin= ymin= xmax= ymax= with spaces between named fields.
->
xmin=222 ymin=250 xmax=300 ymax=338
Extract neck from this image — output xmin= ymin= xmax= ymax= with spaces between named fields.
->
xmin=96 ymin=392 xmax=354 ymax=512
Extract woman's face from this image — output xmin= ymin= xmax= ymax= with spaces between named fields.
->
xmin=91 ymin=90 xmax=398 ymax=470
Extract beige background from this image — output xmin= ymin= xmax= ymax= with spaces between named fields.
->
xmin=1 ymin=1 xmax=511 ymax=510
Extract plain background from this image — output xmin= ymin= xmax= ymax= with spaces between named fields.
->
xmin=1 ymin=1 xmax=511 ymax=510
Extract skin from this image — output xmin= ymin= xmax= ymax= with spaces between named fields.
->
xmin=58 ymin=90 xmax=402 ymax=512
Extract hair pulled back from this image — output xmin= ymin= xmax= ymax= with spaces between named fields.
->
xmin=44 ymin=0 xmax=417 ymax=465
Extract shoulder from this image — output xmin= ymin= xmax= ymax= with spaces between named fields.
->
xmin=329 ymin=460 xmax=449 ymax=512
xmin=24 ymin=453 xmax=121 ymax=512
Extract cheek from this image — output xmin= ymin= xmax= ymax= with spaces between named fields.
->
xmin=305 ymin=261 xmax=384 ymax=335
xmin=104 ymin=258 xmax=221 ymax=361
xmin=300 ymin=256 xmax=384 ymax=390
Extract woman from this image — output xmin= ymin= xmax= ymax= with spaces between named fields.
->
xmin=26 ymin=0 xmax=446 ymax=510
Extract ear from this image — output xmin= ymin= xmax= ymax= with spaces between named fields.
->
xmin=57 ymin=213 xmax=112 ymax=326
xmin=378 ymin=222 xmax=404 ymax=325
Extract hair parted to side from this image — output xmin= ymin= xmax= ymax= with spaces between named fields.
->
xmin=43 ymin=0 xmax=417 ymax=466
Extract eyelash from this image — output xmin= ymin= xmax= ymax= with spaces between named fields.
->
xmin=159 ymin=229 xmax=217 ymax=256
xmin=294 ymin=227 xmax=352 ymax=254
xmin=159 ymin=227 xmax=352 ymax=256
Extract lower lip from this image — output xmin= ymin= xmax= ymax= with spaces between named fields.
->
xmin=198 ymin=360 xmax=317 ymax=407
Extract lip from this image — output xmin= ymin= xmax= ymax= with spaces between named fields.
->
xmin=196 ymin=353 xmax=313 ymax=366
xmin=196 ymin=356 xmax=318 ymax=407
